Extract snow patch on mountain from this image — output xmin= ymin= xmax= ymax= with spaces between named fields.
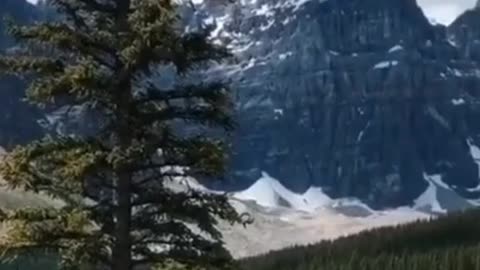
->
xmin=233 ymin=170 xmax=474 ymax=217
xmin=388 ymin=44 xmax=404 ymax=53
xmin=222 ymin=194 xmax=431 ymax=258
xmin=465 ymin=138 xmax=480 ymax=193
xmin=374 ymin=60 xmax=399 ymax=69
xmin=414 ymin=174 xmax=447 ymax=213
xmin=468 ymin=138 xmax=480 ymax=178
xmin=412 ymin=172 xmax=474 ymax=213
xmin=452 ymin=98 xmax=466 ymax=105
xmin=234 ymin=171 xmax=332 ymax=212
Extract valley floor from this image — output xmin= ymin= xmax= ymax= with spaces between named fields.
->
xmin=220 ymin=199 xmax=430 ymax=258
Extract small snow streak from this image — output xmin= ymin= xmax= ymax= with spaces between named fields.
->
xmin=373 ymin=60 xmax=399 ymax=69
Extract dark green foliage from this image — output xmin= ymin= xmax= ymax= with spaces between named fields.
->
xmin=0 ymin=0 xmax=247 ymax=270
xmin=0 ymin=252 xmax=57 ymax=270
xmin=241 ymin=209 xmax=480 ymax=270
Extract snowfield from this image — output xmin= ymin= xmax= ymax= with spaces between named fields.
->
xmin=222 ymin=205 xmax=431 ymax=258
xmin=234 ymin=172 xmax=332 ymax=212
xmin=213 ymin=169 xmax=480 ymax=258
xmin=220 ymin=197 xmax=431 ymax=258
xmin=215 ymin=172 xmax=437 ymax=258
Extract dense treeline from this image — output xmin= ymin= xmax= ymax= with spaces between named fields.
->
xmin=241 ymin=209 xmax=480 ymax=270
xmin=246 ymin=245 xmax=480 ymax=270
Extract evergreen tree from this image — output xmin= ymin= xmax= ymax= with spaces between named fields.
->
xmin=0 ymin=0 xmax=247 ymax=270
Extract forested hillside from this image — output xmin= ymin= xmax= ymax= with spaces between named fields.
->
xmin=241 ymin=209 xmax=480 ymax=270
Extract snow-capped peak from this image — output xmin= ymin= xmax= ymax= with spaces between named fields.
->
xmin=233 ymin=171 xmax=332 ymax=212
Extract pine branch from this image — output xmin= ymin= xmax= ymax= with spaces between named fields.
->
xmin=0 ymin=56 xmax=64 ymax=76
xmin=50 ymin=0 xmax=116 ymax=15
xmin=136 ymin=81 xmax=229 ymax=104
xmin=139 ymin=106 xmax=234 ymax=130
xmin=7 ymin=22 xmax=118 ymax=66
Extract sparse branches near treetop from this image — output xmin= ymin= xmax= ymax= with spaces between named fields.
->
xmin=0 ymin=0 xmax=249 ymax=269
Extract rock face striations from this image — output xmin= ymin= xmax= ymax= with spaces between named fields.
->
xmin=182 ymin=0 xmax=480 ymax=209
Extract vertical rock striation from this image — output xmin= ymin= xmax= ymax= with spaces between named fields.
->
xmin=187 ymin=0 xmax=480 ymax=209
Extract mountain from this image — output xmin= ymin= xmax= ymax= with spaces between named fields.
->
xmin=4 ymin=0 xmax=480 ymax=211
xmin=178 ymin=0 xmax=480 ymax=210
xmin=1 ymin=0 xmax=479 ymax=250
xmin=3 ymin=0 xmax=480 ymax=263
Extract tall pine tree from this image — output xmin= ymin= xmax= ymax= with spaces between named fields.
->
xmin=0 ymin=0 xmax=246 ymax=269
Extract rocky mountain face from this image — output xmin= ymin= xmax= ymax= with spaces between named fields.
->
xmin=182 ymin=0 xmax=480 ymax=209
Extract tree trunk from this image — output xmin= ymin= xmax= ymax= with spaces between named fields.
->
xmin=112 ymin=2 xmax=133 ymax=269
xmin=112 ymin=171 xmax=132 ymax=270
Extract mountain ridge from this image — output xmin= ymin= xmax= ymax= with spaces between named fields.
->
xmin=179 ymin=0 xmax=480 ymax=210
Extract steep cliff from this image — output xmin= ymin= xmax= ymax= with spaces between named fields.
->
xmin=185 ymin=0 xmax=480 ymax=209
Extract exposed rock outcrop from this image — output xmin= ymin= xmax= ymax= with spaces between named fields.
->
xmin=185 ymin=0 xmax=480 ymax=209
